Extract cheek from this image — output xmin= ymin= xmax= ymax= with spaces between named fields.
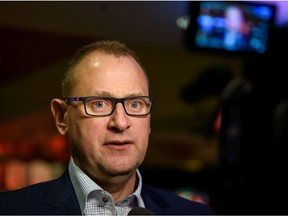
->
xmin=137 ymin=120 xmax=151 ymax=162
xmin=68 ymin=117 xmax=104 ymax=145
xmin=77 ymin=119 xmax=105 ymax=140
xmin=136 ymin=119 xmax=151 ymax=143
xmin=68 ymin=120 xmax=107 ymax=161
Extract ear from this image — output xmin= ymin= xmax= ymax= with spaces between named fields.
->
xmin=51 ymin=98 xmax=68 ymax=135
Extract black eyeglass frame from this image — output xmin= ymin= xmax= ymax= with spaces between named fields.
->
xmin=64 ymin=96 xmax=155 ymax=117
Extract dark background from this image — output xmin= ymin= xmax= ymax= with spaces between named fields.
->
xmin=0 ymin=1 xmax=288 ymax=214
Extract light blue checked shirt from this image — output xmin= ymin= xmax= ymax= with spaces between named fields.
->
xmin=68 ymin=158 xmax=145 ymax=215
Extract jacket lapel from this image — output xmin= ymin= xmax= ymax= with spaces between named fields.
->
xmin=141 ymin=184 xmax=167 ymax=215
xmin=44 ymin=169 xmax=82 ymax=215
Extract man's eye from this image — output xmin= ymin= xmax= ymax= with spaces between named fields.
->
xmin=131 ymin=102 xmax=139 ymax=108
xmin=94 ymin=101 xmax=104 ymax=108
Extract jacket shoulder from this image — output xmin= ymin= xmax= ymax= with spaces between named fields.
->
xmin=0 ymin=178 xmax=58 ymax=214
xmin=142 ymin=184 xmax=215 ymax=215
xmin=0 ymin=169 xmax=80 ymax=215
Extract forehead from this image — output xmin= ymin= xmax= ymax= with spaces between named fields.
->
xmin=72 ymin=52 xmax=149 ymax=96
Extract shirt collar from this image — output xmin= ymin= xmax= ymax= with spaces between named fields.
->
xmin=68 ymin=157 xmax=145 ymax=212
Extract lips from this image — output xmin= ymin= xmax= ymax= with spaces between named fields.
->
xmin=104 ymin=139 xmax=133 ymax=151
xmin=104 ymin=140 xmax=133 ymax=145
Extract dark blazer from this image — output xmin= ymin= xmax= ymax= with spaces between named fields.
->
xmin=0 ymin=169 xmax=214 ymax=215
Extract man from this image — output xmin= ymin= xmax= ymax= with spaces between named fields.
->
xmin=0 ymin=40 xmax=214 ymax=215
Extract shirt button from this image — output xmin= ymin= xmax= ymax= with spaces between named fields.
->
xmin=102 ymin=197 xmax=109 ymax=203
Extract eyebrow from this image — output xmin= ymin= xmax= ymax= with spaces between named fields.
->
xmin=91 ymin=91 xmax=147 ymax=98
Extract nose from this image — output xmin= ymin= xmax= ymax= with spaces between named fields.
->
xmin=108 ymin=103 xmax=131 ymax=131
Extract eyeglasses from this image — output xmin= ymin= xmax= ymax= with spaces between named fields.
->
xmin=64 ymin=96 xmax=155 ymax=117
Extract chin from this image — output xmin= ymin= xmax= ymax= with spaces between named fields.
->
xmin=105 ymin=163 xmax=138 ymax=177
xmin=105 ymin=168 xmax=134 ymax=177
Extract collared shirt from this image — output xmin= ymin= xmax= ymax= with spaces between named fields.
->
xmin=68 ymin=158 xmax=145 ymax=215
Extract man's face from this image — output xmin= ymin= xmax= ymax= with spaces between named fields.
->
xmin=65 ymin=52 xmax=151 ymax=180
